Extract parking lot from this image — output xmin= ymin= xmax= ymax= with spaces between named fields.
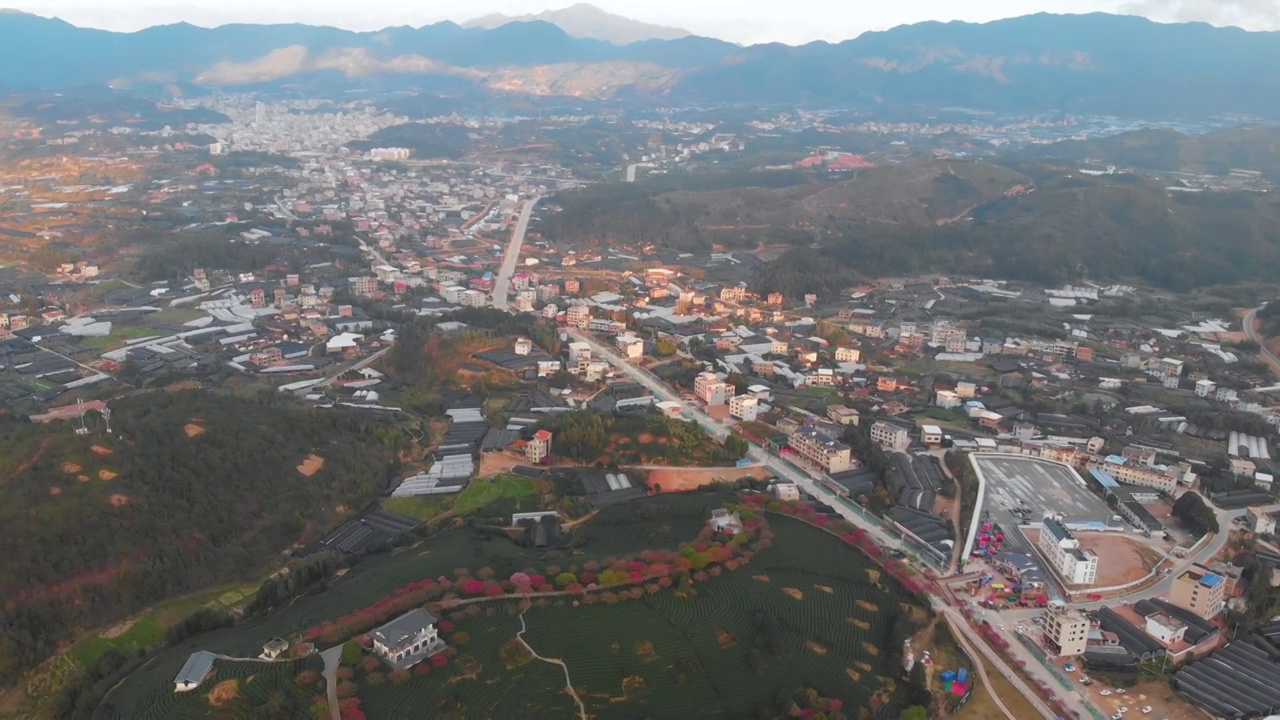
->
xmin=971 ymin=455 xmax=1118 ymax=552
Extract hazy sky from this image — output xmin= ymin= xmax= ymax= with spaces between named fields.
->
xmin=10 ymin=0 xmax=1280 ymax=44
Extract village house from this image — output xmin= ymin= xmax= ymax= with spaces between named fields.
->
xmin=371 ymin=608 xmax=446 ymax=669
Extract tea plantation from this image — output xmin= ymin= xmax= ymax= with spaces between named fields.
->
xmin=100 ymin=493 xmax=927 ymax=719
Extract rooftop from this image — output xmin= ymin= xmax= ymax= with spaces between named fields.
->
xmin=371 ymin=609 xmax=438 ymax=649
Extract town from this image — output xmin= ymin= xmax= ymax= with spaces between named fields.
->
xmin=3 ymin=90 xmax=1280 ymax=720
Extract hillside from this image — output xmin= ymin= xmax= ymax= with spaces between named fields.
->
xmin=3 ymin=12 xmax=1280 ymax=118
xmin=0 ymin=391 xmax=406 ymax=685
xmin=542 ymin=159 xmax=1280 ymax=291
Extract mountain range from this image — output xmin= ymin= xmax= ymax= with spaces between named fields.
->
xmin=3 ymin=10 xmax=1280 ymax=118
xmin=461 ymin=3 xmax=690 ymax=45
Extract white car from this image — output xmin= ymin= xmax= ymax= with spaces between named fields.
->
xmin=1116 ymin=688 xmax=1127 ymax=694
xmin=1141 ymin=707 xmax=1152 ymax=715
xmin=1100 ymin=690 xmax=1112 ymax=696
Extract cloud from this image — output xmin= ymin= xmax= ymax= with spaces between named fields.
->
xmin=1120 ymin=0 xmax=1280 ymax=29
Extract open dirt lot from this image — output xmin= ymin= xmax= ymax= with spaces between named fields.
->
xmin=478 ymin=452 xmax=523 ymax=477
xmin=1023 ymin=528 xmax=1161 ymax=587
xmin=645 ymin=465 xmax=772 ymax=492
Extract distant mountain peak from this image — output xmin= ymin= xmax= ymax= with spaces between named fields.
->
xmin=462 ymin=3 xmax=690 ymax=45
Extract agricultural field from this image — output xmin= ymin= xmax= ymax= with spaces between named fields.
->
xmin=383 ymin=473 xmax=546 ymax=522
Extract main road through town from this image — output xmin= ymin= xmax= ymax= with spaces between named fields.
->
xmin=492 ymin=196 xmax=541 ymax=311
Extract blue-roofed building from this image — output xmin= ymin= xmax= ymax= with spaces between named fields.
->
xmin=1089 ymin=468 xmax=1120 ymax=492
xmin=1169 ymin=563 xmax=1227 ymax=619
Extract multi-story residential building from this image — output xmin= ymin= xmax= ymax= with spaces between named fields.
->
xmin=1038 ymin=515 xmax=1099 ymax=585
xmin=789 ymin=429 xmax=853 ymax=474
xmin=617 ymin=335 xmax=644 ymax=361
xmin=441 ymin=285 xmax=466 ymax=304
xmin=870 ymin=420 xmax=911 ymax=450
xmin=1195 ymin=379 xmax=1216 ymax=397
xmin=828 ymin=406 xmax=860 ymax=426
xmin=567 ymin=341 xmax=592 ymax=364
xmin=1168 ymin=563 xmax=1226 ymax=619
xmin=687 ymin=367 xmax=730 ymax=402
xmin=588 ymin=318 xmax=626 ymax=334
xmin=566 ymin=305 xmax=591 ymax=329
xmin=1042 ymin=604 xmax=1090 ymax=657
xmin=729 ymin=394 xmax=759 ymax=422
xmin=513 ymin=338 xmax=533 ymax=356
xmin=460 ymin=289 xmax=488 ymax=307
xmin=956 ymin=381 xmax=978 ymax=398
xmin=525 ymin=429 xmax=552 ymax=464
xmin=351 ymin=276 xmax=379 ymax=297
xmin=719 ymin=286 xmax=746 ymax=301
xmin=935 ymin=390 xmax=963 ymax=409
xmin=834 ymin=347 xmax=861 ymax=363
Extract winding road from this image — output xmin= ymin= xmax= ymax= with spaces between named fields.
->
xmin=1243 ymin=305 xmax=1280 ymax=376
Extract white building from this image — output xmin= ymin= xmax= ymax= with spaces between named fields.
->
xmin=370 ymin=609 xmax=445 ymax=669
xmin=1038 ymin=515 xmax=1098 ymax=585
xmin=617 ymin=335 xmax=644 ymax=361
xmin=567 ymin=341 xmax=592 ymax=363
xmin=1195 ymin=379 xmax=1216 ymax=397
xmin=920 ymin=424 xmax=943 ymax=446
xmin=566 ymin=305 xmax=591 ymax=328
xmin=935 ymin=390 xmax=963 ymax=409
xmin=870 ymin=420 xmax=911 ymax=451
xmin=729 ymin=394 xmax=759 ymax=422
xmin=834 ymin=347 xmax=861 ymax=363
xmin=694 ymin=372 xmax=730 ymax=406
xmin=513 ymin=337 xmax=533 ymax=356
xmin=1042 ymin=604 xmax=1090 ymax=657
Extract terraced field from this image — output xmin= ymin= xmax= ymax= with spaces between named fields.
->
xmin=123 ymin=656 xmax=322 ymax=720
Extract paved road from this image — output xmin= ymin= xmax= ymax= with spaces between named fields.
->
xmin=315 ymin=346 xmax=392 ymax=388
xmin=319 ymin=645 xmax=342 ymax=720
xmin=939 ymin=607 xmax=1054 ymax=720
xmin=1243 ymin=305 xmax=1280 ymax=375
xmin=492 ymin=196 xmax=541 ymax=311
xmin=566 ymin=329 xmax=907 ymax=554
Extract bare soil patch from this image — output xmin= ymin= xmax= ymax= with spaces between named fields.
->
xmin=716 ymin=630 xmax=735 ymax=647
xmin=296 ymin=454 xmax=325 ymax=477
xmin=91 ymin=444 xmax=114 ymax=456
xmin=861 ymin=641 xmax=880 ymax=656
xmin=645 ymin=465 xmax=771 ymax=492
xmin=783 ymin=587 xmax=804 ymax=600
xmin=184 ymin=423 xmax=207 ymax=438
xmin=77 ymin=475 xmax=91 ymax=483
xmin=61 ymin=461 xmax=82 ymax=474
xmin=109 ymin=494 xmax=130 ymax=507
xmin=636 ymin=433 xmax=656 ymax=444
xmin=850 ymin=618 xmax=871 ymax=630
xmin=752 ymin=574 xmax=771 ymax=582
xmin=815 ymin=584 xmax=834 ymax=594
xmin=806 ymin=640 xmax=828 ymax=655
xmin=845 ymin=668 xmax=862 ymax=681
xmin=98 ymin=469 xmax=118 ymax=481
xmin=866 ymin=568 xmax=881 ymax=583
xmin=636 ymin=640 xmax=655 ymax=659
xmin=101 ymin=617 xmax=139 ymax=639
xmin=206 ymin=679 xmax=239 ymax=707
xmin=1024 ymin=528 xmax=1158 ymax=587
xmin=49 ymin=486 xmax=63 ymax=496
xmin=857 ymin=600 xmax=879 ymax=612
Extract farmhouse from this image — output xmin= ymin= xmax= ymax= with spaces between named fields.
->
xmin=371 ymin=608 xmax=446 ymax=669
xmin=709 ymin=508 xmax=744 ymax=534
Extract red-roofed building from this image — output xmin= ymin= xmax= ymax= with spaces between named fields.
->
xmin=526 ymin=430 xmax=553 ymax=464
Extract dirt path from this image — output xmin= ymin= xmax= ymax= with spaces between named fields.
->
xmin=934 ymin=456 xmax=964 ymax=574
xmin=517 ymin=610 xmax=586 ymax=720
xmin=3 ymin=437 xmax=52 ymax=483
